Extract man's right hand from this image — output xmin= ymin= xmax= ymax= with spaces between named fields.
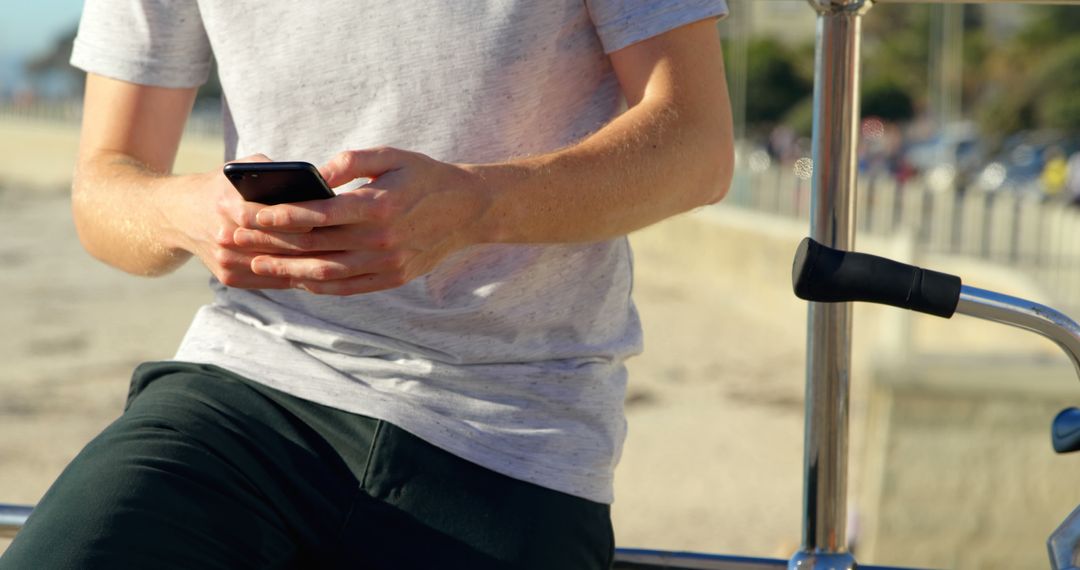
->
xmin=171 ymin=154 xmax=315 ymax=290
xmin=74 ymin=74 xmax=319 ymax=290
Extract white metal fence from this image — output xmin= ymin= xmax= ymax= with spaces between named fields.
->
xmin=725 ymin=163 xmax=1080 ymax=315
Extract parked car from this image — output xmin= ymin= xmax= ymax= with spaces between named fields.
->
xmin=975 ymin=130 xmax=1080 ymax=194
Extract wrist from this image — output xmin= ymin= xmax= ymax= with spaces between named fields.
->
xmin=153 ymin=171 xmax=211 ymax=257
xmin=462 ymin=161 xmax=536 ymax=245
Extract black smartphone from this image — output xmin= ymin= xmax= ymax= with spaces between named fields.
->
xmin=223 ymin=161 xmax=335 ymax=205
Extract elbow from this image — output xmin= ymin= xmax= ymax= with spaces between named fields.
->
xmin=697 ymin=125 xmax=735 ymax=206
xmin=70 ymin=174 xmax=100 ymax=257
xmin=706 ymin=139 xmax=735 ymax=205
xmin=70 ymin=169 xmax=187 ymax=278
xmin=70 ymin=178 xmax=118 ymax=271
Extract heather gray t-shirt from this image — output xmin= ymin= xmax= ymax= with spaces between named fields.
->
xmin=72 ymin=0 xmax=728 ymax=504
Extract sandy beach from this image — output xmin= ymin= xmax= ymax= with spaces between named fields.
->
xmin=3 ymin=115 xmax=1079 ymax=568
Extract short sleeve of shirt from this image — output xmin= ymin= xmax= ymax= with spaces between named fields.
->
xmin=70 ymin=0 xmax=212 ymax=88
xmin=586 ymin=0 xmax=729 ymax=54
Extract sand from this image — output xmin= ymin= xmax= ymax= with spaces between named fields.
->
xmin=2 ymin=115 xmax=1077 ymax=568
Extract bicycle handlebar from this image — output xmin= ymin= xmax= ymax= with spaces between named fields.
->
xmin=792 ymin=238 xmax=963 ymax=318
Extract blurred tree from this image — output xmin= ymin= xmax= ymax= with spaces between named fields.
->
xmin=781 ymin=97 xmax=814 ymax=138
xmin=977 ymin=6 xmax=1080 ymax=134
xmin=861 ymin=4 xmax=931 ymax=109
xmin=1031 ymin=39 xmax=1080 ymax=130
xmin=861 ymin=78 xmax=915 ymax=123
xmin=731 ymin=38 xmax=813 ymax=131
xmin=861 ymin=4 xmax=988 ymax=118
xmin=1017 ymin=6 xmax=1080 ymax=46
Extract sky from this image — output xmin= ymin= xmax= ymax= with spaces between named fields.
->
xmin=1 ymin=0 xmax=84 ymax=60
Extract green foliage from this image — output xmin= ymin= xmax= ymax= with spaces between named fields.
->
xmin=861 ymin=4 xmax=931 ymax=101
xmin=1018 ymin=6 xmax=1080 ymax=48
xmin=740 ymin=38 xmax=813 ymax=127
xmin=740 ymin=4 xmax=1080 ymax=139
xmin=976 ymin=7 xmax=1080 ymax=134
xmin=861 ymin=79 xmax=915 ymax=123
xmin=782 ymin=97 xmax=814 ymax=138
xmin=1030 ymin=38 xmax=1080 ymax=130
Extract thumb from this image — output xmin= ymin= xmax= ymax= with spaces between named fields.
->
xmin=227 ymin=153 xmax=273 ymax=164
xmin=319 ymin=147 xmax=408 ymax=188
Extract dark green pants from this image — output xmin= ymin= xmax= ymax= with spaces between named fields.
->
xmin=1 ymin=362 xmax=613 ymax=569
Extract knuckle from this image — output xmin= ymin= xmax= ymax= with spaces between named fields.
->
xmin=234 ymin=209 xmax=255 ymax=228
xmin=257 ymin=260 xmax=279 ymax=276
xmin=213 ymin=228 xmax=234 ymax=248
xmin=382 ymin=229 xmax=402 ymax=249
xmin=308 ymin=209 xmax=330 ymax=226
xmin=280 ymin=209 xmax=302 ymax=226
xmin=368 ymin=200 xmax=393 ymax=223
xmin=368 ymin=230 xmax=396 ymax=250
xmin=211 ymin=248 xmax=233 ymax=268
xmin=383 ymin=251 xmax=408 ymax=270
xmin=217 ymin=269 xmax=244 ymax=288
xmin=309 ymin=264 xmax=337 ymax=281
xmin=336 ymin=151 xmax=357 ymax=172
xmin=215 ymin=196 xmax=231 ymax=216
xmin=295 ymin=232 xmax=317 ymax=251
xmin=385 ymin=270 xmax=409 ymax=288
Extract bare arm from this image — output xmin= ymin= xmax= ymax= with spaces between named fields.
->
xmin=73 ymin=75 xmax=200 ymax=275
xmin=237 ymin=19 xmax=735 ymax=294
xmin=478 ymin=17 xmax=734 ymax=243
xmin=72 ymin=74 xmax=294 ymax=288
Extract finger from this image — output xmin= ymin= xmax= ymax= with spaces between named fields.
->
xmin=225 ymin=153 xmax=273 ymax=165
xmin=250 ymin=249 xmax=407 ymax=281
xmin=218 ymin=196 xmax=267 ymax=229
xmin=233 ymin=225 xmax=359 ymax=253
xmin=235 ymin=225 xmax=397 ymax=253
xmin=223 ymin=197 xmax=315 ymax=232
xmin=293 ymin=272 xmax=409 ymax=296
xmin=319 ymin=147 xmax=409 ymax=188
xmin=207 ymin=249 xmax=297 ymax=290
xmin=253 ymin=187 xmax=390 ymax=230
xmin=217 ymin=273 xmax=297 ymax=290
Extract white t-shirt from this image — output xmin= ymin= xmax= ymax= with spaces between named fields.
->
xmin=71 ymin=0 xmax=728 ymax=504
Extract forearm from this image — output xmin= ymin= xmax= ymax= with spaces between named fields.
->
xmin=475 ymin=95 xmax=734 ymax=245
xmin=72 ymin=151 xmax=199 ymax=276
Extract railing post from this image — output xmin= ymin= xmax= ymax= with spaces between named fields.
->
xmin=791 ymin=1 xmax=871 ymax=569
xmin=0 ymin=504 xmax=32 ymax=538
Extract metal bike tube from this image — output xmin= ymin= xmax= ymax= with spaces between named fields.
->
xmin=877 ymin=0 xmax=1080 ymax=4
xmin=955 ymin=285 xmax=1080 ymax=379
xmin=0 ymin=504 xmax=32 ymax=538
xmin=791 ymin=2 xmax=871 ymax=569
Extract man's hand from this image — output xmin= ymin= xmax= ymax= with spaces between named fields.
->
xmin=180 ymin=154 xmax=320 ymax=290
xmin=231 ymin=148 xmax=492 ymax=295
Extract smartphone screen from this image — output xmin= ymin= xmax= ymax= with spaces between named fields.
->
xmin=223 ymin=161 xmax=335 ymax=205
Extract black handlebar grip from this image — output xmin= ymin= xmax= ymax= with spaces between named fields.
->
xmin=792 ymin=237 xmax=962 ymax=318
